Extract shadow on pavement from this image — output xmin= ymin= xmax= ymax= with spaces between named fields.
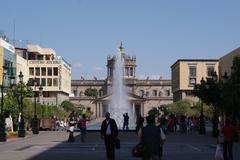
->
xmin=25 ymin=131 xmax=139 ymax=160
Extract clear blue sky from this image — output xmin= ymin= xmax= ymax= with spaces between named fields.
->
xmin=1 ymin=0 xmax=240 ymax=80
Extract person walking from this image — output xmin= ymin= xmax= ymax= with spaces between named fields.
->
xmin=101 ymin=112 xmax=119 ymax=160
xmin=123 ymin=112 xmax=129 ymax=131
xmin=136 ymin=114 xmax=144 ymax=135
xmin=141 ymin=115 xmax=161 ymax=160
xmin=157 ymin=118 xmax=166 ymax=160
xmin=68 ymin=111 xmax=76 ymax=142
xmin=78 ymin=114 xmax=87 ymax=143
xmin=221 ymin=119 xmax=235 ymax=160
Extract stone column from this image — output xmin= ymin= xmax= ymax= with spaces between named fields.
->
xmin=99 ymin=103 xmax=102 ymax=117
xmin=132 ymin=103 xmax=135 ymax=117
xmin=95 ymin=101 xmax=98 ymax=118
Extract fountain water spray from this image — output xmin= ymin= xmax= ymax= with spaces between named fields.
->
xmin=109 ymin=46 xmax=133 ymax=128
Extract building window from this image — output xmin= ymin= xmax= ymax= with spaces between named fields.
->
xmin=53 ymin=78 xmax=58 ymax=86
xmin=36 ymin=78 xmax=40 ymax=85
xmin=73 ymin=90 xmax=77 ymax=96
xmin=35 ymin=67 xmax=40 ymax=76
xmin=41 ymin=67 xmax=46 ymax=76
xmin=47 ymin=78 xmax=52 ymax=86
xmin=145 ymin=91 xmax=149 ymax=97
xmin=207 ymin=65 xmax=215 ymax=77
xmin=29 ymin=68 xmax=34 ymax=76
xmin=189 ymin=66 xmax=196 ymax=77
xmin=37 ymin=55 xmax=43 ymax=60
xmin=139 ymin=90 xmax=144 ymax=97
xmin=47 ymin=67 xmax=52 ymax=76
xmin=28 ymin=53 xmax=35 ymax=60
xmin=29 ymin=78 xmax=34 ymax=85
xmin=79 ymin=91 xmax=83 ymax=96
xmin=53 ymin=67 xmax=58 ymax=76
xmin=130 ymin=68 xmax=133 ymax=76
xmin=152 ymin=90 xmax=158 ymax=96
xmin=41 ymin=78 xmax=46 ymax=86
xmin=166 ymin=90 xmax=170 ymax=96
xmin=125 ymin=67 xmax=129 ymax=76
xmin=99 ymin=90 xmax=103 ymax=97
xmin=189 ymin=66 xmax=196 ymax=85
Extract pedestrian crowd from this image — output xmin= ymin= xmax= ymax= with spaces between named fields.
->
xmin=63 ymin=110 xmax=240 ymax=160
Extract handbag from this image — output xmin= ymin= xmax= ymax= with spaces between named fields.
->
xmin=132 ymin=143 xmax=144 ymax=157
xmin=115 ymin=138 xmax=120 ymax=149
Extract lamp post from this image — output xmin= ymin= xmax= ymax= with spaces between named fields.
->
xmin=18 ymin=71 xmax=25 ymax=137
xmin=31 ymin=78 xmax=43 ymax=134
xmin=32 ymin=78 xmax=39 ymax=134
xmin=0 ymin=64 xmax=8 ymax=142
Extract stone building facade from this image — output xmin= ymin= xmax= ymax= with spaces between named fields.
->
xmin=15 ymin=44 xmax=71 ymax=106
xmin=70 ymin=45 xmax=173 ymax=118
xmin=171 ymin=47 xmax=240 ymax=103
xmin=171 ymin=59 xmax=219 ymax=102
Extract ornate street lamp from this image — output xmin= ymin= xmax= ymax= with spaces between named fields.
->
xmin=39 ymin=85 xmax=43 ymax=98
xmin=18 ymin=71 xmax=25 ymax=137
xmin=32 ymin=78 xmax=40 ymax=134
xmin=0 ymin=64 xmax=8 ymax=142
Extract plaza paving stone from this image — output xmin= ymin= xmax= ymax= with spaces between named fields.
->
xmin=0 ymin=131 xmax=239 ymax=160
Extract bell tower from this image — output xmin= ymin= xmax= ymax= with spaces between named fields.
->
xmin=107 ymin=43 xmax=136 ymax=79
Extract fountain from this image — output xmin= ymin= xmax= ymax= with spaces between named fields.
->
xmin=87 ymin=44 xmax=134 ymax=130
xmin=109 ymin=44 xmax=133 ymax=129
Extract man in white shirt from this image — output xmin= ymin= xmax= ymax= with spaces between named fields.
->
xmin=101 ymin=112 xmax=118 ymax=160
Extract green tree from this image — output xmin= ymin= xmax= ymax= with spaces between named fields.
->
xmin=60 ymin=101 xmax=76 ymax=112
xmin=222 ymin=56 xmax=240 ymax=120
xmin=84 ymin=88 xmax=98 ymax=97
xmin=166 ymin=100 xmax=193 ymax=117
xmin=148 ymin=107 xmax=159 ymax=116
xmin=3 ymin=89 xmax=18 ymax=119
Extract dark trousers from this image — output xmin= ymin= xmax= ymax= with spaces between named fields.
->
xmin=223 ymin=141 xmax=233 ymax=160
xmin=104 ymin=135 xmax=115 ymax=160
xmin=123 ymin=122 xmax=129 ymax=131
xmin=68 ymin=131 xmax=74 ymax=142
xmin=80 ymin=127 xmax=86 ymax=142
xmin=136 ymin=125 xmax=143 ymax=134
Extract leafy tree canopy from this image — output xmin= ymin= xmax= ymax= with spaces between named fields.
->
xmin=84 ymin=88 xmax=98 ymax=97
